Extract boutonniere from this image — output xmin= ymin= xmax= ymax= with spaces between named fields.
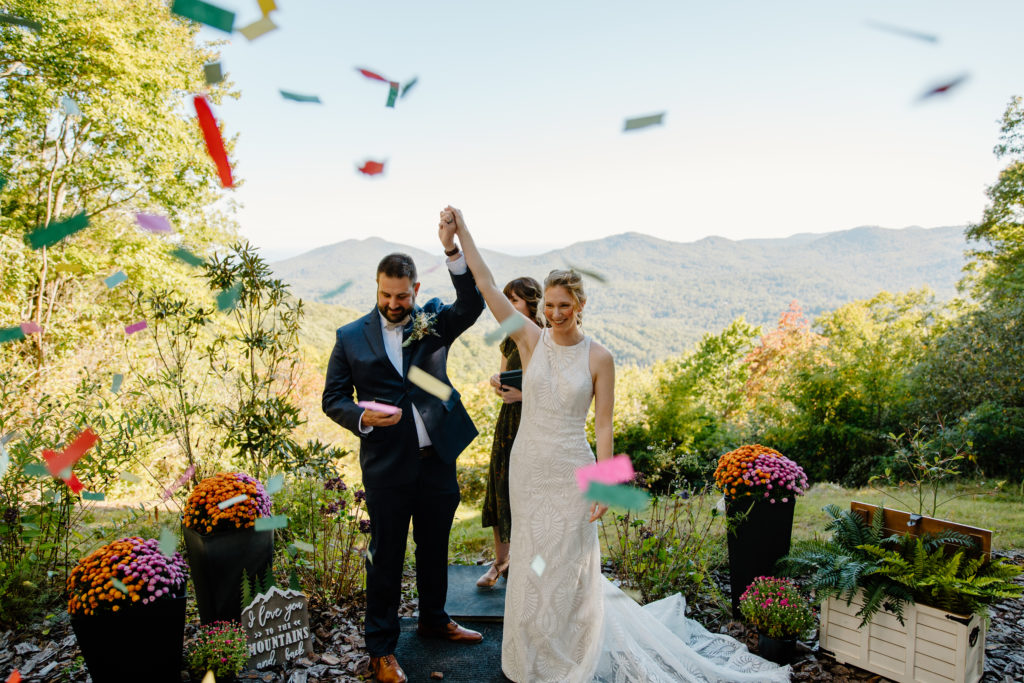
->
xmin=402 ymin=311 xmax=440 ymax=347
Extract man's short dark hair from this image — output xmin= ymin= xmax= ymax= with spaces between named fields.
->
xmin=376 ymin=253 xmax=417 ymax=283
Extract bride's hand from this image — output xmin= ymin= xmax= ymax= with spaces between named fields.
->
xmin=588 ymin=502 xmax=608 ymax=523
xmin=438 ymin=209 xmax=457 ymax=248
xmin=444 ymin=205 xmax=466 ymax=234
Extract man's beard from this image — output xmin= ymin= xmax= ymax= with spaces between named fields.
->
xmin=378 ymin=302 xmax=413 ymax=324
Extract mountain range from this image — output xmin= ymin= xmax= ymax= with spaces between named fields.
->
xmin=272 ymin=226 xmax=969 ymax=367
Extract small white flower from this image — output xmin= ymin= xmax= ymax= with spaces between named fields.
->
xmin=402 ymin=311 xmax=440 ymax=347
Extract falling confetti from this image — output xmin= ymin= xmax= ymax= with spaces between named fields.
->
xmin=216 ymin=282 xmax=242 ymax=311
xmin=25 ymin=212 xmax=89 ymax=250
xmin=0 ymin=12 xmax=41 ymax=30
xmin=584 ymin=481 xmax=650 ymax=511
xmin=125 ymin=321 xmax=148 ymax=335
xmin=203 ymin=62 xmax=223 ymax=85
xmin=136 ymin=213 xmax=174 ymax=233
xmin=484 ymin=316 xmax=527 ymax=344
xmin=104 ymin=271 xmax=128 ymax=289
xmin=358 ymin=160 xmax=385 ymax=176
xmin=43 ymin=428 xmax=99 ymax=479
xmin=530 ymin=555 xmax=546 ymax=577
xmin=111 ymin=373 xmax=123 ymax=394
xmin=60 ymin=96 xmax=82 ymax=117
xmin=401 ymin=77 xmax=419 ymax=98
xmin=357 ymin=400 xmax=401 ymax=415
xmin=386 ymin=82 xmax=399 ymax=108
xmin=919 ymin=74 xmax=969 ymax=100
xmin=161 ymin=464 xmax=195 ymax=500
xmin=265 ymin=473 xmax=284 ymax=495
xmin=408 ymin=366 xmax=452 ymax=401
xmin=865 ymin=19 xmax=938 ymax=44
xmin=217 ymin=493 xmax=248 ymax=509
xmin=54 ymin=263 xmax=82 ymax=274
xmin=171 ymin=0 xmax=235 ymax=33
xmin=254 ymin=515 xmax=289 ymax=531
xmin=321 ymin=281 xmax=352 ymax=299
xmin=623 ymin=112 xmax=666 ymax=132
xmin=575 ymin=454 xmax=635 ymax=492
xmin=119 ymin=471 xmax=142 ymax=483
xmin=20 ymin=322 xmax=42 ymax=335
xmin=193 ymin=95 xmax=233 ymax=188
xmin=258 ymin=0 xmax=276 ymax=15
xmin=111 ymin=578 xmax=129 ymax=594
xmin=171 ymin=246 xmax=206 ymax=268
xmin=357 ymin=68 xmax=388 ymax=82
xmin=280 ymin=90 xmax=322 ymax=104
xmin=291 ymin=540 xmax=315 ymax=553
xmin=81 ymin=491 xmax=105 ymax=501
xmin=159 ymin=526 xmax=177 ymax=557
xmin=238 ymin=15 xmax=277 ymax=41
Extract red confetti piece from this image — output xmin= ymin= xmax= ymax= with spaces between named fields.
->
xmin=358 ymin=160 xmax=385 ymax=176
xmin=43 ymin=428 xmax=99 ymax=479
xmin=920 ymin=74 xmax=968 ymax=99
xmin=7 ymin=669 xmax=22 ymax=683
xmin=65 ymin=472 xmax=85 ymax=494
xmin=125 ymin=320 xmax=148 ymax=335
xmin=192 ymin=95 xmax=234 ymax=188
xmin=357 ymin=67 xmax=388 ymax=82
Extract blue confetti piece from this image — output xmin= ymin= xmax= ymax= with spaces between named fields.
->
xmin=111 ymin=373 xmax=123 ymax=394
xmin=81 ymin=491 xmax=105 ymax=501
xmin=111 ymin=578 xmax=129 ymax=594
xmin=104 ymin=271 xmax=127 ymax=289
xmin=254 ymin=515 xmax=288 ymax=531
xmin=265 ymin=473 xmax=284 ymax=495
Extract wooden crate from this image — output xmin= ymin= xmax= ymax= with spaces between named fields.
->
xmin=849 ymin=502 xmax=992 ymax=558
xmin=820 ymin=593 xmax=985 ymax=683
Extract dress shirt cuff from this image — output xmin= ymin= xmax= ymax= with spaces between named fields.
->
xmin=358 ymin=411 xmax=373 ymax=434
xmin=446 ymin=252 xmax=468 ymax=275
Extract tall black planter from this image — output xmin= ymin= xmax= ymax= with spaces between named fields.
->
xmin=71 ymin=595 xmax=186 ymax=683
xmin=726 ymin=497 xmax=795 ymax=616
xmin=182 ymin=524 xmax=274 ymax=624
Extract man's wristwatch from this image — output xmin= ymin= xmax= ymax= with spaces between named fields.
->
xmin=444 ymin=245 xmax=460 ymax=257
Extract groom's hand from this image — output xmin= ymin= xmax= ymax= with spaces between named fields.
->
xmin=363 ymin=407 xmax=402 ymax=427
xmin=438 ymin=208 xmax=457 ymax=251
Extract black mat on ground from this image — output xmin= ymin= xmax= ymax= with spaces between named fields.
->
xmin=444 ymin=564 xmax=506 ymax=621
xmin=396 ymin=617 xmax=510 ymax=683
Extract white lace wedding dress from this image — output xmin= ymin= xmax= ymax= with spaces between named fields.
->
xmin=502 ymin=329 xmax=790 ymax=682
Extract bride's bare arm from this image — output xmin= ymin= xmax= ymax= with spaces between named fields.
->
xmin=588 ymin=342 xmax=615 ymax=522
xmin=441 ymin=206 xmax=539 ymax=354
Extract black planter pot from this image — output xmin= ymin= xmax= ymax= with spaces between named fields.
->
xmin=726 ymin=497 xmax=795 ymax=616
xmin=71 ymin=595 xmax=186 ymax=683
xmin=757 ymin=633 xmax=796 ymax=665
xmin=182 ymin=524 xmax=274 ymax=624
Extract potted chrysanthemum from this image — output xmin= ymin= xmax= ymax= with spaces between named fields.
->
xmin=68 ymin=536 xmax=189 ymax=683
xmin=182 ymin=472 xmax=274 ymax=624
xmin=186 ymin=621 xmax=250 ymax=682
xmin=739 ymin=576 xmax=815 ymax=665
xmin=714 ymin=444 xmax=809 ymax=614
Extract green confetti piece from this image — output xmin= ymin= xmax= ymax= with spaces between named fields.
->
xmin=292 ymin=540 xmax=315 ymax=553
xmin=118 ymin=471 xmax=141 ymax=483
xmin=111 ymin=578 xmax=129 ymax=594
xmin=0 ymin=173 xmax=6 ymax=191
xmin=0 ymin=11 xmax=42 ymax=30
xmin=623 ymin=112 xmax=666 ymax=132
xmin=484 ymin=316 xmax=527 ymax=344
xmin=111 ymin=373 xmax=123 ymax=393
xmin=265 ymin=473 xmax=284 ymax=495
xmin=0 ymin=326 xmax=26 ymax=344
xmin=285 ymin=544 xmax=297 ymax=557
xmin=584 ymin=481 xmax=650 ymax=511
xmin=81 ymin=491 xmax=105 ymax=501
xmin=23 ymin=463 xmax=49 ymax=477
xmin=400 ymin=77 xmax=418 ymax=98
xmin=216 ymin=281 xmax=242 ymax=311
xmin=279 ymin=90 xmax=322 ymax=104
xmin=171 ymin=246 xmax=206 ymax=268
xmin=171 ymin=0 xmax=235 ymax=33
xmin=104 ymin=271 xmax=127 ymax=289
xmin=25 ymin=212 xmax=89 ymax=250
xmin=385 ymin=82 xmax=399 ymax=108
xmin=158 ymin=526 xmax=176 ymax=557
xmin=564 ymin=262 xmax=608 ymax=283
xmin=254 ymin=514 xmax=288 ymax=531
xmin=321 ymin=281 xmax=352 ymax=300
xmin=203 ymin=62 xmax=223 ymax=85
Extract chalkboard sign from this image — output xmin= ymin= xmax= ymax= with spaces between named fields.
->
xmin=241 ymin=586 xmax=314 ymax=669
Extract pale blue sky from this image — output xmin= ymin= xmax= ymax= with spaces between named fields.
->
xmin=197 ymin=0 xmax=1024 ymax=258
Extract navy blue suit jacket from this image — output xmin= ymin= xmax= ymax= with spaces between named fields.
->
xmin=321 ymin=268 xmax=485 ymax=488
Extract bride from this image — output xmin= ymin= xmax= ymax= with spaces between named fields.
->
xmin=441 ymin=207 xmax=789 ymax=682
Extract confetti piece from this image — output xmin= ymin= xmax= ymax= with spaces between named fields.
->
xmin=280 ymin=90 xmax=321 ymax=104
xmin=238 ymin=15 xmax=277 ymax=41
xmin=564 ymin=262 xmax=607 ymax=283
xmin=0 ymin=173 xmax=6 ymax=191
xmin=401 ymin=77 xmax=418 ymax=98
xmin=254 ymin=515 xmax=288 ymax=531
xmin=171 ymin=246 xmax=206 ymax=268
xmin=63 ymin=473 xmax=84 ymax=494
xmin=919 ymin=74 xmax=969 ymax=100
xmin=217 ymin=493 xmax=248 ymax=509
xmin=321 ymin=281 xmax=352 ymax=299
xmin=104 ymin=271 xmax=128 ymax=289
xmin=43 ymin=428 xmax=99 ymax=479
xmin=530 ymin=555 xmax=546 ymax=576
xmin=623 ymin=112 xmax=666 ymax=132
xmin=865 ymin=19 xmax=938 ymax=44
xmin=162 ymin=464 xmax=196 ymax=500
xmin=0 ymin=432 xmax=21 ymax=446
xmin=125 ymin=320 xmax=148 ymax=335
xmin=203 ymin=62 xmax=223 ymax=85
xmin=216 ymin=282 xmax=242 ymax=311
xmin=357 ymin=400 xmax=401 ymax=415
xmin=408 ymin=366 xmax=453 ymax=402
xmin=584 ymin=481 xmax=650 ymax=511
xmin=258 ymin=0 xmax=276 ymax=15
xmin=111 ymin=578 xmax=129 ymax=594
xmin=111 ymin=373 xmax=123 ymax=393
xmin=19 ymin=322 xmax=42 ymax=335
xmin=22 ymin=463 xmax=49 ymax=477
xmin=265 ymin=473 xmax=284 ymax=495
xmin=6 ymin=669 xmax=22 ymax=683
xmin=54 ymin=262 xmax=82 ymax=274
xmin=575 ymin=454 xmax=635 ymax=492
xmin=0 ymin=12 xmax=41 ymax=30
xmin=0 ymin=444 xmax=8 ymax=479
xmin=119 ymin=471 xmax=141 ymax=483
xmin=358 ymin=160 xmax=385 ymax=176
xmin=171 ymin=0 xmax=235 ymax=33
xmin=60 ymin=96 xmax=81 ymax=117
xmin=386 ymin=82 xmax=399 ymax=108
xmin=292 ymin=540 xmax=315 ymax=553
xmin=202 ymin=670 xmax=215 ymax=683
xmin=193 ymin=95 xmax=233 ymax=188
xmin=81 ymin=491 xmax=105 ymax=501
xmin=25 ymin=212 xmax=89 ymax=250
xmin=484 ymin=316 xmax=526 ymax=344
xmin=158 ymin=526 xmax=177 ymax=557
xmin=0 ymin=327 xmax=25 ymax=344
xmin=357 ymin=68 xmax=388 ymax=82
xmin=135 ymin=213 xmax=174 ymax=234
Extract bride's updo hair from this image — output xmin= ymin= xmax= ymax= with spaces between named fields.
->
xmin=543 ymin=269 xmax=587 ymax=326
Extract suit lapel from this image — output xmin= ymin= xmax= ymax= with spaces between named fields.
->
xmin=362 ymin=307 xmax=400 ymax=378
xmin=401 ymin=306 xmax=421 ymax=377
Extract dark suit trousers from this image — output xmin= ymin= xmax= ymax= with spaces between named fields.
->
xmin=363 ymin=448 xmax=460 ymax=656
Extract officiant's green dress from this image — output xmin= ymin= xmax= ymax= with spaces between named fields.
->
xmin=481 ymin=337 xmax=521 ymax=543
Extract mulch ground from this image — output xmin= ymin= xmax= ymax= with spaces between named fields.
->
xmin=4 ymin=552 xmax=1022 ymax=682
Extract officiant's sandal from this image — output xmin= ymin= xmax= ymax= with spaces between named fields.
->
xmin=416 ymin=620 xmax=483 ymax=643
xmin=476 ymin=559 xmax=509 ymax=588
xmin=369 ymin=654 xmax=407 ymax=683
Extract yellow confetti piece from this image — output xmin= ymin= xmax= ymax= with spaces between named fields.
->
xmin=202 ymin=671 xmax=216 ymax=683
xmin=238 ymin=14 xmax=276 ymax=40
xmin=258 ymin=0 xmax=276 ymax=15
xmin=407 ymin=365 xmax=452 ymax=402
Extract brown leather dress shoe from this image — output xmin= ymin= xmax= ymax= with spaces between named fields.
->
xmin=416 ymin=620 xmax=484 ymax=643
xmin=369 ymin=654 xmax=407 ymax=683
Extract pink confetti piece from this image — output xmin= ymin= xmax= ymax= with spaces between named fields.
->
xmin=357 ymin=400 xmax=401 ymax=415
xmin=575 ymin=453 xmax=635 ymax=492
xmin=162 ymin=464 xmax=195 ymax=500
xmin=125 ymin=320 xmax=148 ymax=335
xmin=135 ymin=213 xmax=174 ymax=234
xmin=19 ymin=322 xmax=42 ymax=335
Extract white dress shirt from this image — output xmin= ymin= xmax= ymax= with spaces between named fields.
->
xmin=359 ymin=252 xmax=467 ymax=446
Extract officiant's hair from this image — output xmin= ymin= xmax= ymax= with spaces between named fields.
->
xmin=377 ymin=253 xmax=417 ymax=283
xmin=503 ymin=276 xmax=543 ymax=325
xmin=544 ymin=269 xmax=586 ymax=325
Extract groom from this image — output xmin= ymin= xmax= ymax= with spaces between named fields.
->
xmin=322 ymin=217 xmax=486 ymax=683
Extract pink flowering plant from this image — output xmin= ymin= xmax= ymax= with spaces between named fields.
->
xmin=186 ymin=620 xmax=249 ymax=679
xmin=738 ymin=576 xmax=815 ymax=639
xmin=713 ymin=444 xmax=809 ymax=503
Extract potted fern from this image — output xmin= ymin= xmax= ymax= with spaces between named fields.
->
xmin=780 ymin=504 xmax=1022 ymax=683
